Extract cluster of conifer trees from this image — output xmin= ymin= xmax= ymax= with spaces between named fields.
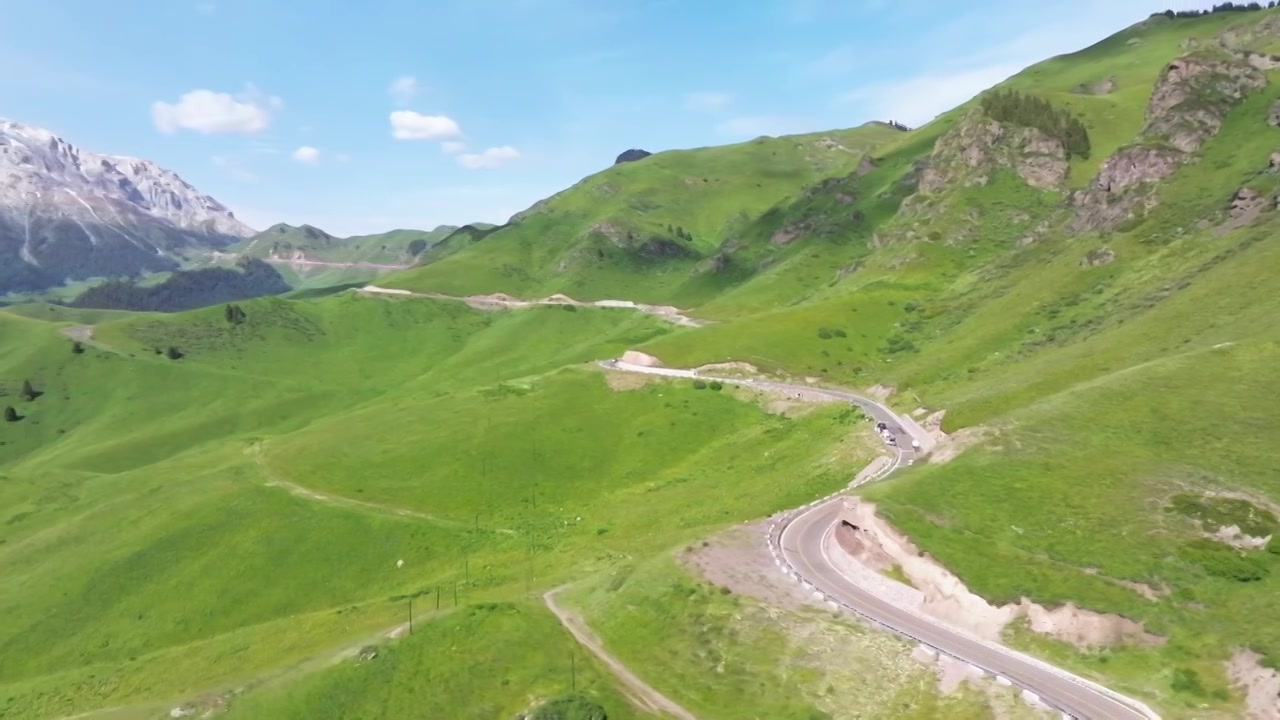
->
xmin=1155 ymin=1 xmax=1270 ymax=18
xmin=979 ymin=89 xmax=1092 ymax=160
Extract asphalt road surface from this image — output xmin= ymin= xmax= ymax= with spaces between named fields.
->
xmin=602 ymin=358 xmax=1157 ymax=720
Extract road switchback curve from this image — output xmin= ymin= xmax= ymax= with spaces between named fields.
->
xmin=600 ymin=358 xmax=1159 ymax=720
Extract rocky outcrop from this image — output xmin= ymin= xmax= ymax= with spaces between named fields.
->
xmin=1095 ymin=145 xmax=1183 ymax=194
xmin=1071 ymin=50 xmax=1266 ymax=231
xmin=1072 ymin=76 xmax=1117 ymax=95
xmin=1229 ymin=187 xmax=1267 ymax=218
xmin=771 ymin=220 xmax=813 ymax=245
xmin=1069 ymin=146 xmax=1179 ymax=231
xmin=1079 ymin=247 xmax=1116 ymax=267
xmin=915 ymin=111 xmax=1069 ymax=195
xmin=614 ymin=148 xmax=652 ymax=165
xmin=1220 ymin=186 xmax=1272 ymax=232
xmin=1145 ymin=52 xmax=1266 ymax=152
xmin=855 ymin=155 xmax=877 ymax=176
xmin=1268 ymin=100 xmax=1280 ymax=127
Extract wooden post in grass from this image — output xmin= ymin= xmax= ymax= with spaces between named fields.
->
xmin=435 ymin=586 xmax=441 ymax=610
xmin=571 ymin=652 xmax=576 ymax=692
xmin=409 ymin=597 xmax=414 ymax=635
xmin=453 ymin=582 xmax=458 ymax=607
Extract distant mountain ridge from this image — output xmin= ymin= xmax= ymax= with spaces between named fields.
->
xmin=230 ymin=222 xmax=473 ymax=268
xmin=0 ymin=118 xmax=254 ymax=294
xmin=70 ymin=257 xmax=291 ymax=312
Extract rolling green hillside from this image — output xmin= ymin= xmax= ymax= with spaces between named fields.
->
xmin=377 ymin=6 xmax=1279 ymax=716
xmin=230 ymin=223 xmax=460 ymax=267
xmin=211 ymin=223 xmax=477 ymax=291
xmin=386 ymin=123 xmax=906 ymax=305
xmin=8 ymin=6 xmax=1280 ymax=720
xmin=0 ymin=296 xmax=925 ymax=719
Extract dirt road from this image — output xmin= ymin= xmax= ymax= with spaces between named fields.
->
xmin=543 ymin=587 xmax=698 ymax=720
xmin=358 ymin=284 xmax=707 ymax=327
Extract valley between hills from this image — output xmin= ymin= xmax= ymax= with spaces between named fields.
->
xmin=5 ymin=5 xmax=1280 ymax=720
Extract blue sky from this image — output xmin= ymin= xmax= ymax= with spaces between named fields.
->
xmin=3 ymin=0 xmax=1202 ymax=236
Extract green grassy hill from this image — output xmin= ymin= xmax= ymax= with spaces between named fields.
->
xmin=230 ymin=223 xmax=459 ymax=267
xmin=385 ymin=123 xmax=906 ymax=305
xmin=7 ymin=6 xmax=1280 ymax=720
xmin=214 ymin=223 xmax=470 ymax=291
xmin=380 ymin=6 xmax=1280 ymax=716
xmin=0 ymin=295 xmax=924 ymax=719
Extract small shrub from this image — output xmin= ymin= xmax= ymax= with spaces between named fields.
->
xmin=708 ymin=381 xmax=723 ymax=391
xmin=165 ymin=346 xmax=185 ymax=360
xmin=1178 ymin=539 xmax=1269 ymax=582
xmin=692 ymin=379 xmax=708 ymax=390
xmin=3 ymin=406 xmax=19 ymax=422
xmin=1170 ymin=667 xmax=1206 ymax=696
xmin=71 ymin=341 xmax=85 ymax=354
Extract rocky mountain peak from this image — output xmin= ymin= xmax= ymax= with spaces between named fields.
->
xmin=0 ymin=118 xmax=255 ymax=293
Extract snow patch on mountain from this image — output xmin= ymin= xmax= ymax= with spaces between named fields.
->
xmin=0 ymin=117 xmax=256 ymax=292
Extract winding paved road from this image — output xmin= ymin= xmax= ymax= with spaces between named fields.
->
xmin=600 ymin=358 xmax=1159 ymax=720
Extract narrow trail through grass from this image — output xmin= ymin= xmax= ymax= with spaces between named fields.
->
xmin=544 ymin=586 xmax=698 ymax=720
xmin=249 ymin=443 xmax=511 ymax=533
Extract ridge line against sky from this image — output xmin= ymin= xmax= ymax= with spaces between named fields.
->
xmin=2 ymin=0 xmax=1207 ymax=236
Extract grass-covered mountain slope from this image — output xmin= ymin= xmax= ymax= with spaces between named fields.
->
xmin=362 ymin=6 xmax=1280 ymax=716
xmin=66 ymin=257 xmax=291 ymax=312
xmin=1 ymin=293 xmax=982 ymax=720
xmin=229 ymin=222 xmax=462 ymax=267
xmin=209 ymin=223 xmax=476 ymax=292
xmin=9 ymin=6 xmax=1280 ymax=720
xmin=385 ymin=123 xmax=906 ymax=305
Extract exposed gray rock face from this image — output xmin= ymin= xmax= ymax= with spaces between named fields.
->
xmin=1145 ymin=54 xmax=1265 ymax=152
xmin=0 ymin=118 xmax=254 ymax=293
xmin=1079 ymin=247 xmax=1116 ymax=267
xmin=1071 ymin=50 xmax=1267 ymax=231
xmin=914 ymin=111 xmax=1069 ymax=195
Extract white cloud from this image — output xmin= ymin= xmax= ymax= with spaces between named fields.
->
xmin=715 ymin=115 xmax=818 ymax=139
xmin=390 ymin=110 xmax=462 ymax=140
xmin=152 ymin=85 xmax=281 ymax=134
xmin=441 ymin=141 xmax=467 ymax=155
xmin=211 ymin=155 xmax=257 ymax=183
xmin=839 ymin=63 xmax=1025 ymax=127
xmin=388 ymin=75 xmax=421 ymax=107
xmin=456 ymin=146 xmax=521 ymax=170
xmin=292 ymin=146 xmax=321 ymax=165
xmin=684 ymin=91 xmax=733 ymax=112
